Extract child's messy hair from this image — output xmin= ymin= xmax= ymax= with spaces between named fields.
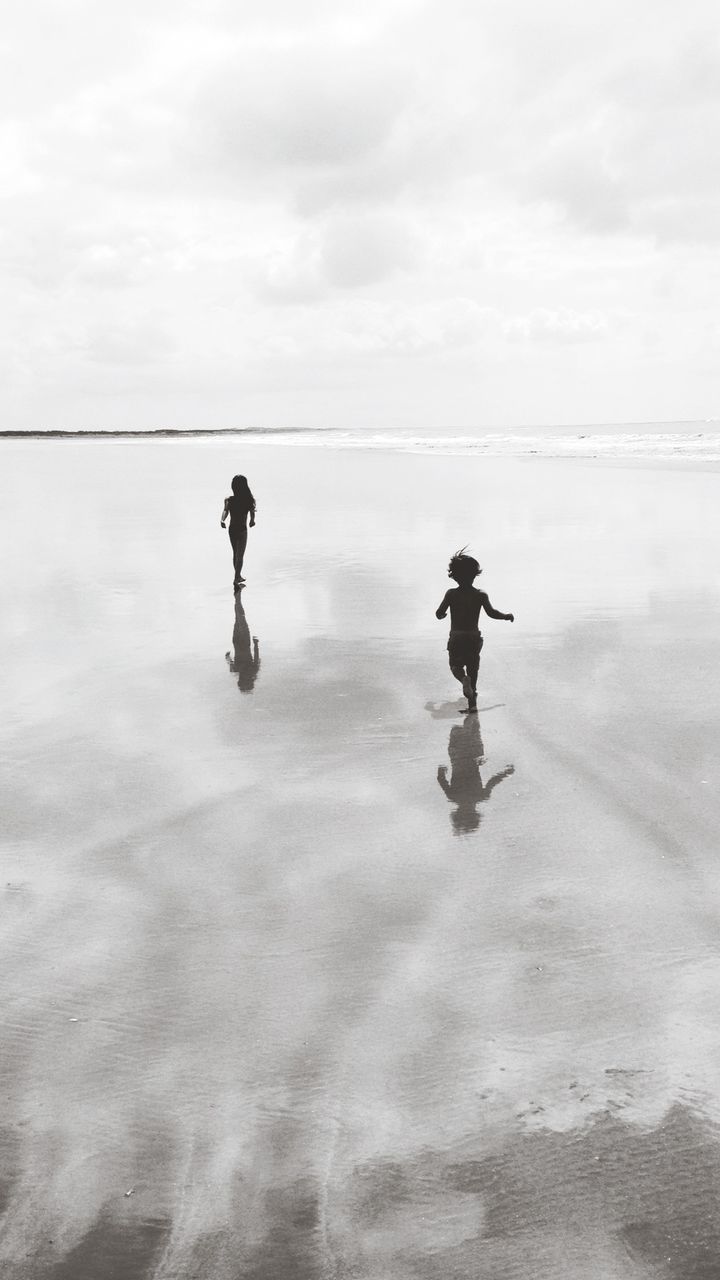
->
xmin=448 ymin=547 xmax=482 ymax=585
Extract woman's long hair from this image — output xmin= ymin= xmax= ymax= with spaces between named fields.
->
xmin=231 ymin=474 xmax=256 ymax=512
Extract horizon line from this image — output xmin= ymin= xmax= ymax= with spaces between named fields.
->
xmin=0 ymin=419 xmax=718 ymax=440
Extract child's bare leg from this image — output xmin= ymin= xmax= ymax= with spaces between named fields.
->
xmin=449 ymin=660 xmax=466 ymax=688
xmin=465 ymin=639 xmax=483 ymax=711
xmin=450 ymin=659 xmax=473 ymax=703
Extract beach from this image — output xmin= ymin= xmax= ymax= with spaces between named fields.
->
xmin=2 ymin=437 xmax=720 ymax=1279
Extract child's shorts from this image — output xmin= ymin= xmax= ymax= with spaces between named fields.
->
xmin=447 ymin=630 xmax=483 ymax=664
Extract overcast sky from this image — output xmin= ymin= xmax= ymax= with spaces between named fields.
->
xmin=3 ymin=0 xmax=719 ymax=430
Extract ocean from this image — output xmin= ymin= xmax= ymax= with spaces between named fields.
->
xmin=5 ymin=418 xmax=720 ymax=460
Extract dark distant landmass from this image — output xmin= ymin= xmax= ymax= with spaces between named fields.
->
xmin=0 ymin=427 xmax=323 ymax=438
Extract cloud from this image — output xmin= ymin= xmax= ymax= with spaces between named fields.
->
xmin=249 ymin=233 xmax=327 ymax=305
xmin=0 ymin=217 xmax=168 ymax=292
xmin=488 ymin=12 xmax=720 ymax=244
xmin=14 ymin=0 xmax=720 ymax=245
xmin=83 ymin=317 xmax=178 ymax=366
xmin=321 ymin=213 xmax=420 ymax=288
xmin=246 ymin=296 xmax=495 ymax=360
xmin=523 ymin=137 xmax=631 ymax=235
xmin=338 ymin=297 xmax=494 ymax=355
xmin=3 ymin=0 xmax=720 ymax=427
xmin=248 ymin=212 xmax=421 ymax=301
xmin=503 ymin=307 xmax=609 ymax=344
xmin=183 ymin=38 xmax=410 ymax=187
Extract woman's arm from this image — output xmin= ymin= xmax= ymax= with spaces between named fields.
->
xmin=220 ymin=499 xmax=230 ymax=528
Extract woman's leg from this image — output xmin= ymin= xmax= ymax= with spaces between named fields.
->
xmin=232 ymin=527 xmax=248 ymax=582
xmin=228 ymin=526 xmax=236 ymax=582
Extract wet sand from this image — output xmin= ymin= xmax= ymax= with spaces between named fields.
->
xmin=1 ymin=440 xmax=720 ymax=1278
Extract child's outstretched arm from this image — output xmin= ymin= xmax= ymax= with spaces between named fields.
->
xmin=436 ymin=765 xmax=452 ymax=796
xmin=220 ymin=498 xmax=230 ymax=529
xmin=435 ymin=591 xmax=451 ymax=620
xmin=481 ymin=593 xmax=514 ymax=622
xmin=481 ymin=765 xmax=515 ymax=800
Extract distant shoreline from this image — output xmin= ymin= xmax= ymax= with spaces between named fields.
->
xmin=0 ymin=427 xmax=317 ymax=438
xmin=3 ymin=423 xmax=720 ymax=462
xmin=1 ymin=418 xmax=717 ymax=440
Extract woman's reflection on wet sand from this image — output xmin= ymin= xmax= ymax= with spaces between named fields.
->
xmin=225 ymin=588 xmax=260 ymax=692
xmin=437 ymin=714 xmax=513 ymax=834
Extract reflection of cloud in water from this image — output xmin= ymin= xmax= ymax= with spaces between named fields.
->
xmin=3 ymin=591 xmax=720 ymax=1275
xmin=37 ymin=1210 xmax=172 ymax=1280
xmin=10 ymin=1101 xmax=719 ymax=1277
xmin=331 ymin=1104 xmax=720 ymax=1280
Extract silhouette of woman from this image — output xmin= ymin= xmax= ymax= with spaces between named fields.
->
xmin=221 ymin=475 xmax=256 ymax=590
xmin=226 ymin=590 xmax=260 ymax=692
xmin=437 ymin=715 xmax=513 ymax=834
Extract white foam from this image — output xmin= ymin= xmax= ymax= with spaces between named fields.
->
xmin=245 ymin=427 xmax=720 ymax=462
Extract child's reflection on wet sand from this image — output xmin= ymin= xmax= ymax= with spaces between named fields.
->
xmin=437 ymin=713 xmax=513 ymax=834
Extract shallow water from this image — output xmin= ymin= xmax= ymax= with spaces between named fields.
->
xmin=1 ymin=441 xmax=720 ymax=1278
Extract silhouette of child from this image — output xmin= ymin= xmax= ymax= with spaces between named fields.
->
xmin=436 ymin=549 xmax=514 ymax=712
xmin=221 ymin=475 xmax=256 ymax=590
